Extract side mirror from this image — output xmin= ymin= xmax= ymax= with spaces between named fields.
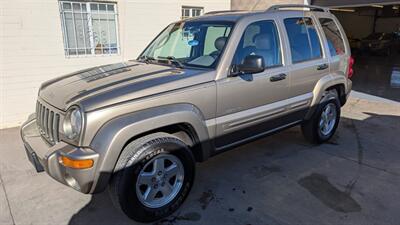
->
xmin=231 ymin=55 xmax=265 ymax=76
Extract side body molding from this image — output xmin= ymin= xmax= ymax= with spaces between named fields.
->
xmin=89 ymin=103 xmax=211 ymax=193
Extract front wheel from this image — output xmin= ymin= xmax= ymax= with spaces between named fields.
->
xmin=301 ymin=91 xmax=341 ymax=144
xmin=108 ymin=132 xmax=195 ymax=222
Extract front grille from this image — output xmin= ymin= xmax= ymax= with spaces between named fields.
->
xmin=36 ymin=101 xmax=61 ymax=144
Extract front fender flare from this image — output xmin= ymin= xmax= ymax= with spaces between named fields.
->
xmin=89 ymin=103 xmax=211 ymax=193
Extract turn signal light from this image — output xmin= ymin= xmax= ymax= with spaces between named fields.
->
xmin=59 ymin=156 xmax=93 ymax=169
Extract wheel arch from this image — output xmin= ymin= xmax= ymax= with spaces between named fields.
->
xmin=120 ymin=122 xmax=203 ymax=161
xmin=326 ymin=83 xmax=346 ymax=106
xmin=88 ymin=103 xmax=212 ymax=193
xmin=306 ymin=74 xmax=347 ymax=120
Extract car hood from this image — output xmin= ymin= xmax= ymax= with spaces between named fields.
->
xmin=39 ymin=61 xmax=214 ymax=111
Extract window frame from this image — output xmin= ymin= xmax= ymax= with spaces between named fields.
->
xmin=59 ymin=1 xmax=120 ymax=58
xmin=283 ymin=16 xmax=324 ymax=64
xmin=231 ymin=19 xmax=284 ymax=70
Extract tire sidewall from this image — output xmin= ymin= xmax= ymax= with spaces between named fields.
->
xmin=116 ymin=137 xmax=195 ymax=222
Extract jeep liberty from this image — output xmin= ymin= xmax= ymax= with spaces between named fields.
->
xmin=21 ymin=4 xmax=353 ymax=222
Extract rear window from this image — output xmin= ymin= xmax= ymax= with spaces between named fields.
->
xmin=284 ymin=17 xmax=322 ymax=63
xmin=319 ymin=18 xmax=345 ymax=56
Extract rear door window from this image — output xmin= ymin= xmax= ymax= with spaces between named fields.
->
xmin=319 ymin=18 xmax=345 ymax=56
xmin=284 ymin=17 xmax=322 ymax=63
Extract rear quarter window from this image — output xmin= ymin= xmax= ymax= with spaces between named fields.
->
xmin=319 ymin=18 xmax=345 ymax=56
xmin=284 ymin=17 xmax=322 ymax=63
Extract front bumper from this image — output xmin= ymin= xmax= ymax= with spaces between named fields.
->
xmin=20 ymin=115 xmax=99 ymax=194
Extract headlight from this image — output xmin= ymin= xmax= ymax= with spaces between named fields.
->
xmin=63 ymin=107 xmax=83 ymax=140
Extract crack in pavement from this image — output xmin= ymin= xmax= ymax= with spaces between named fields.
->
xmin=316 ymin=147 xmax=400 ymax=177
xmin=0 ymin=169 xmax=16 ymax=225
xmin=347 ymin=98 xmax=364 ymax=165
xmin=350 ymin=120 xmax=364 ymax=165
xmin=317 ymin=98 xmax=400 ymax=182
xmin=342 ymin=119 xmax=363 ymax=194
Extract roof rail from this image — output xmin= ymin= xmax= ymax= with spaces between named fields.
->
xmin=205 ymin=10 xmax=245 ymax=15
xmin=266 ymin=4 xmax=329 ymax=12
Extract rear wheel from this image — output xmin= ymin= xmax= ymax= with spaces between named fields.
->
xmin=301 ymin=90 xmax=341 ymax=144
xmin=108 ymin=132 xmax=195 ymax=222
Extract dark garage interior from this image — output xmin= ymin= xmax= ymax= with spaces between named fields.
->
xmin=313 ymin=0 xmax=400 ymax=102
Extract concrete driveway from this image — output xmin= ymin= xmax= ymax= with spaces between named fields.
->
xmin=1 ymin=97 xmax=399 ymax=225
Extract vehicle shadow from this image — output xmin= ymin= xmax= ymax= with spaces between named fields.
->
xmin=68 ymin=112 xmax=400 ymax=225
xmin=69 ymin=190 xmax=135 ymax=225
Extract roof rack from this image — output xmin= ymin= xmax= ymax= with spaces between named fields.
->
xmin=266 ymin=4 xmax=329 ymax=13
xmin=205 ymin=10 xmax=245 ymax=15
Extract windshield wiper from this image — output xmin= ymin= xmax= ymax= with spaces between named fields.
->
xmin=138 ymin=55 xmax=156 ymax=64
xmin=158 ymin=56 xmax=185 ymax=69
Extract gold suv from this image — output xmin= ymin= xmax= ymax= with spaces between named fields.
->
xmin=21 ymin=4 xmax=353 ymax=222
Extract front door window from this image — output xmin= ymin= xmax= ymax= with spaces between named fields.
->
xmin=232 ymin=20 xmax=282 ymax=69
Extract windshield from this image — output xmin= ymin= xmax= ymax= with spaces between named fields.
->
xmin=139 ymin=21 xmax=234 ymax=69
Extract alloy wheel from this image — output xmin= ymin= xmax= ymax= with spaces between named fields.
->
xmin=135 ymin=154 xmax=184 ymax=208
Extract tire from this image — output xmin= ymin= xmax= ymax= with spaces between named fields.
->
xmin=301 ymin=90 xmax=341 ymax=144
xmin=108 ymin=132 xmax=195 ymax=222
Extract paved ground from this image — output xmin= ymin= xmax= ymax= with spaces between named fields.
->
xmin=352 ymin=52 xmax=400 ymax=102
xmin=1 ymin=97 xmax=399 ymax=225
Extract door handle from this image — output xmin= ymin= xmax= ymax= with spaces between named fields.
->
xmin=270 ymin=73 xmax=287 ymax=82
xmin=317 ymin=63 xmax=329 ymax=70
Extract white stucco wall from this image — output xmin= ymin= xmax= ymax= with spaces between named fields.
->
xmin=0 ymin=0 xmax=230 ymax=129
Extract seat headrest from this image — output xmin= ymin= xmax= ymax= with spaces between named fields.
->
xmin=215 ymin=37 xmax=227 ymax=51
xmin=254 ymin=34 xmax=272 ymax=50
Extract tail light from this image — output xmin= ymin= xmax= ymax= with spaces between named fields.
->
xmin=347 ymin=56 xmax=355 ymax=78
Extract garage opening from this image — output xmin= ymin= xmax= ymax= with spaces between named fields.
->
xmin=313 ymin=0 xmax=400 ymax=102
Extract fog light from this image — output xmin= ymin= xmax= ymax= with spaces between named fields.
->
xmin=59 ymin=156 xmax=93 ymax=169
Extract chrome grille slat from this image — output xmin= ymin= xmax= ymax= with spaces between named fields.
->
xmin=41 ymin=105 xmax=45 ymax=132
xmin=36 ymin=102 xmax=40 ymax=126
xmin=44 ymin=109 xmax=49 ymax=137
xmin=35 ymin=100 xmax=61 ymax=145
xmin=38 ymin=103 xmax=42 ymax=128
xmin=49 ymin=111 xmax=54 ymax=141
xmin=53 ymin=114 xmax=60 ymax=142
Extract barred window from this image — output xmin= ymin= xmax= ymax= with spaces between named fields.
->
xmin=59 ymin=1 xmax=119 ymax=56
xmin=181 ymin=6 xmax=204 ymax=19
